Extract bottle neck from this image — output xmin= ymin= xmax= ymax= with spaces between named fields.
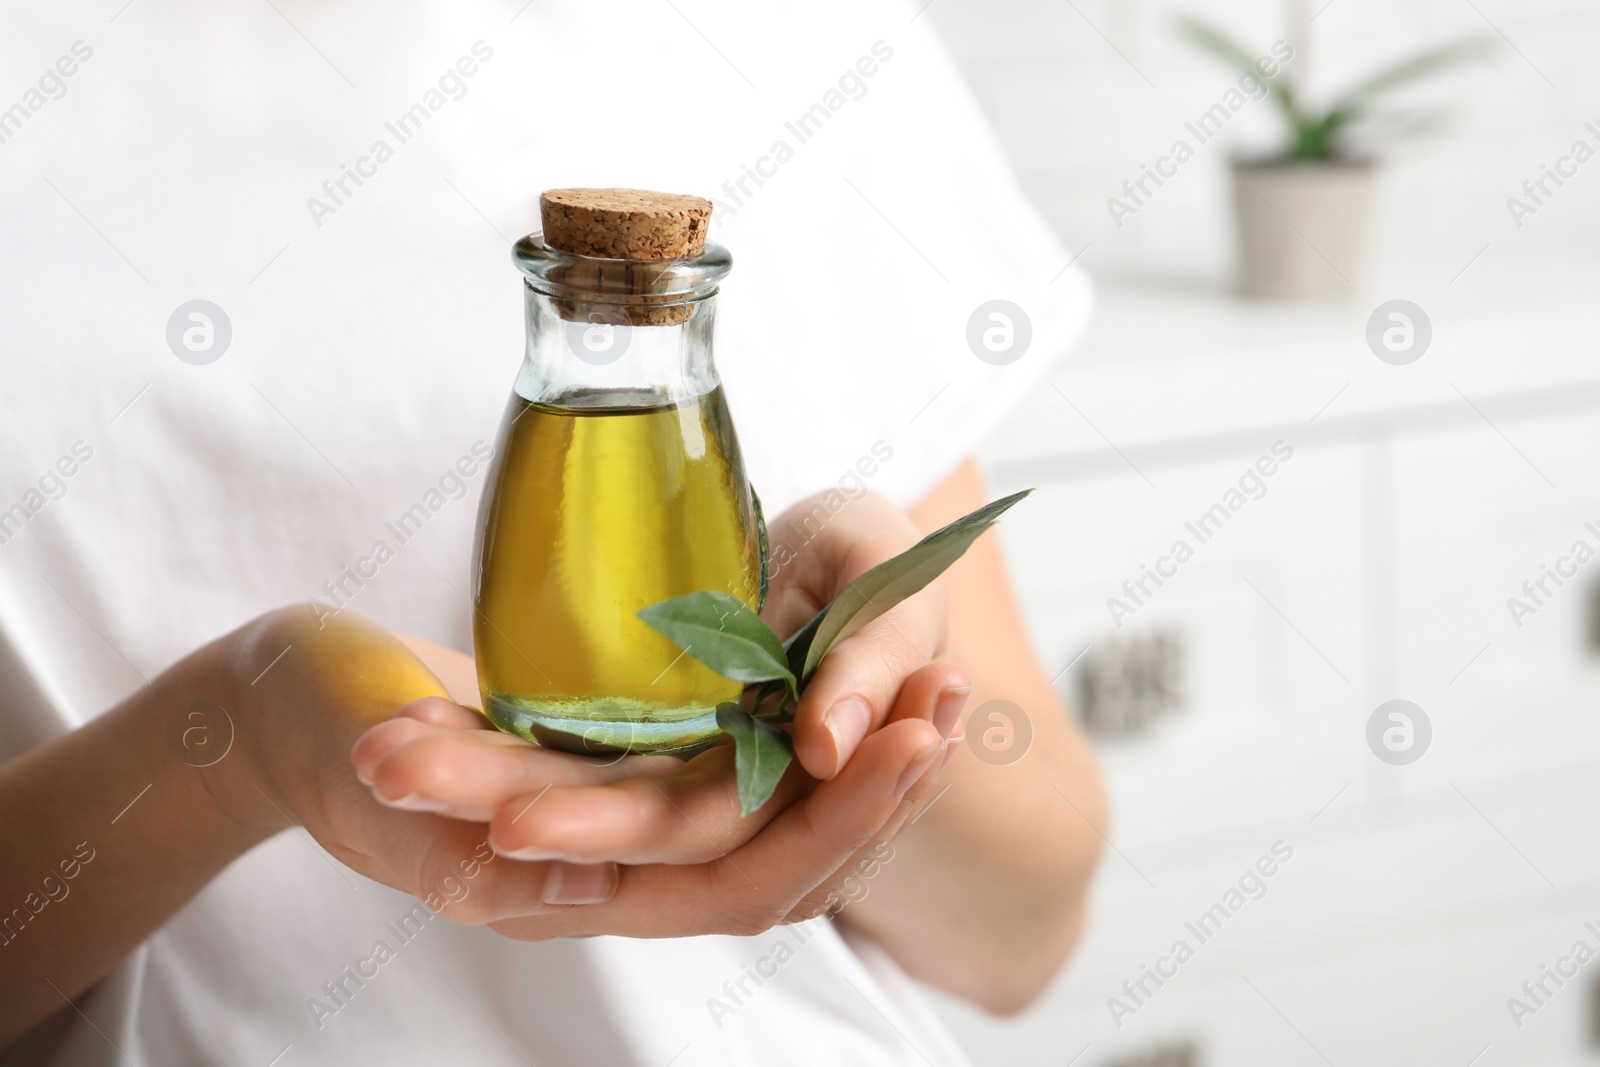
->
xmin=515 ymin=285 xmax=722 ymax=409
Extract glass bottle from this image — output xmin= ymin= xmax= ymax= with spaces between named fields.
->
xmin=472 ymin=196 xmax=762 ymax=754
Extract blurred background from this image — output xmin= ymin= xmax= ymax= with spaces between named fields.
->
xmin=922 ymin=0 xmax=1600 ymax=1064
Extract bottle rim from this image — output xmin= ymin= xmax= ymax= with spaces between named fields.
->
xmin=513 ymin=232 xmax=732 ymax=307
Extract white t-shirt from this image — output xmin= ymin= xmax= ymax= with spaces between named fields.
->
xmin=0 ymin=1 xmax=1091 ymax=1063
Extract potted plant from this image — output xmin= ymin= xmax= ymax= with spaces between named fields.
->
xmin=1178 ymin=12 xmax=1494 ymax=298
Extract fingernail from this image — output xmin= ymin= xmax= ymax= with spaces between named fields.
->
xmin=375 ymin=790 xmax=451 ymax=814
xmin=932 ymin=684 xmax=972 ymax=739
xmin=494 ymin=843 xmax=566 ymax=862
xmin=544 ymin=861 xmax=617 ymax=905
xmin=824 ymin=698 xmax=873 ymax=776
xmin=895 ymin=742 xmax=944 ymax=798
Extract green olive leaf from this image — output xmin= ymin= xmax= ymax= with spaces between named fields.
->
xmin=785 ymin=489 xmax=1034 ymax=682
xmin=753 ymin=676 xmax=791 ymax=716
xmin=637 ymin=590 xmax=797 ymax=699
xmin=752 ymin=488 xmax=770 ymax=612
xmin=716 ymin=703 xmax=793 ymax=816
xmin=639 ymin=490 xmax=1032 ymax=816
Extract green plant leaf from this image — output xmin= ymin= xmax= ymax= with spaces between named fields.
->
xmin=785 ymin=489 xmax=1033 ymax=682
xmin=752 ymin=677 xmax=791 ymax=716
xmin=752 ymin=488 xmax=770 ymax=612
xmin=1175 ymin=14 xmax=1495 ymax=161
xmin=640 ymin=489 xmax=1033 ymax=815
xmin=1327 ymin=37 xmax=1496 ymax=116
xmin=1173 ymin=15 xmax=1304 ymax=133
xmin=1337 ymin=104 xmax=1452 ymax=153
xmin=1306 ymin=38 xmax=1494 ymax=156
xmin=716 ymin=703 xmax=793 ymax=815
xmin=637 ymin=591 xmax=796 ymax=698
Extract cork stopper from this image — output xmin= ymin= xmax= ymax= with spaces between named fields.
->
xmin=533 ymin=188 xmax=716 ymax=326
xmin=540 ymin=188 xmax=711 ymax=261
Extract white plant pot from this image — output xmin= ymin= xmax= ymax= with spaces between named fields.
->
xmin=1230 ymin=160 xmax=1375 ymax=299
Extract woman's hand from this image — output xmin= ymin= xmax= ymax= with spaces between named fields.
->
xmin=763 ymin=488 xmax=967 ymax=778
xmin=351 ymin=679 xmax=956 ymax=936
xmin=338 ymin=488 xmax=971 ymax=934
xmin=212 ymin=607 xmax=679 ymax=915
xmin=0 ymin=484 xmax=968 ymax=1050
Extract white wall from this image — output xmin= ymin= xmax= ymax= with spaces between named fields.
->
xmin=927 ymin=0 xmax=1600 ymax=283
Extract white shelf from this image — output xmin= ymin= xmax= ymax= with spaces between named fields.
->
xmin=954 ymin=259 xmax=1600 ymax=1066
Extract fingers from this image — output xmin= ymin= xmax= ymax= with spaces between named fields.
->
xmin=762 ymin=489 xmax=952 ymax=779
xmin=351 ymin=718 xmax=453 ymax=786
xmin=351 ymin=696 xmax=489 ymax=784
xmin=881 ymin=661 xmax=972 ymax=735
xmin=352 ymin=696 xmax=953 ymax=940
xmin=385 ymin=818 xmax=620 ymax=923
xmin=793 ymin=644 xmax=969 ymax=778
xmin=540 ymin=862 xmax=618 ymax=905
xmin=481 ymin=668 xmax=959 ymax=866
xmin=761 ymin=491 xmax=920 ymax=638
xmin=352 ymin=705 xmax=683 ymax=821
xmin=328 ymin=742 xmax=627 ymax=927
xmin=344 ymin=655 xmax=964 ymax=941
xmin=485 ymin=743 xmax=810 ymax=865
xmin=351 ymin=715 xmax=525 ymax=788
xmin=397 ymin=695 xmax=493 ymax=731
xmin=786 ymin=715 xmax=959 ymax=923
xmin=489 ymin=715 xmax=945 ymax=941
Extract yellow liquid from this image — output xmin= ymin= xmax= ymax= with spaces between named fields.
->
xmin=472 ymin=386 xmax=761 ymax=752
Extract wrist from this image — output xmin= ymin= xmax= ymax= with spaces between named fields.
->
xmin=119 ymin=632 xmax=284 ymax=868
xmin=212 ymin=605 xmax=453 ymax=834
xmin=172 ymin=614 xmax=302 ymax=844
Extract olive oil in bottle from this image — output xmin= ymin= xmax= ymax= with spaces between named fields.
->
xmin=474 ymin=386 xmax=759 ymax=752
xmin=472 ymin=188 xmax=760 ymax=753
